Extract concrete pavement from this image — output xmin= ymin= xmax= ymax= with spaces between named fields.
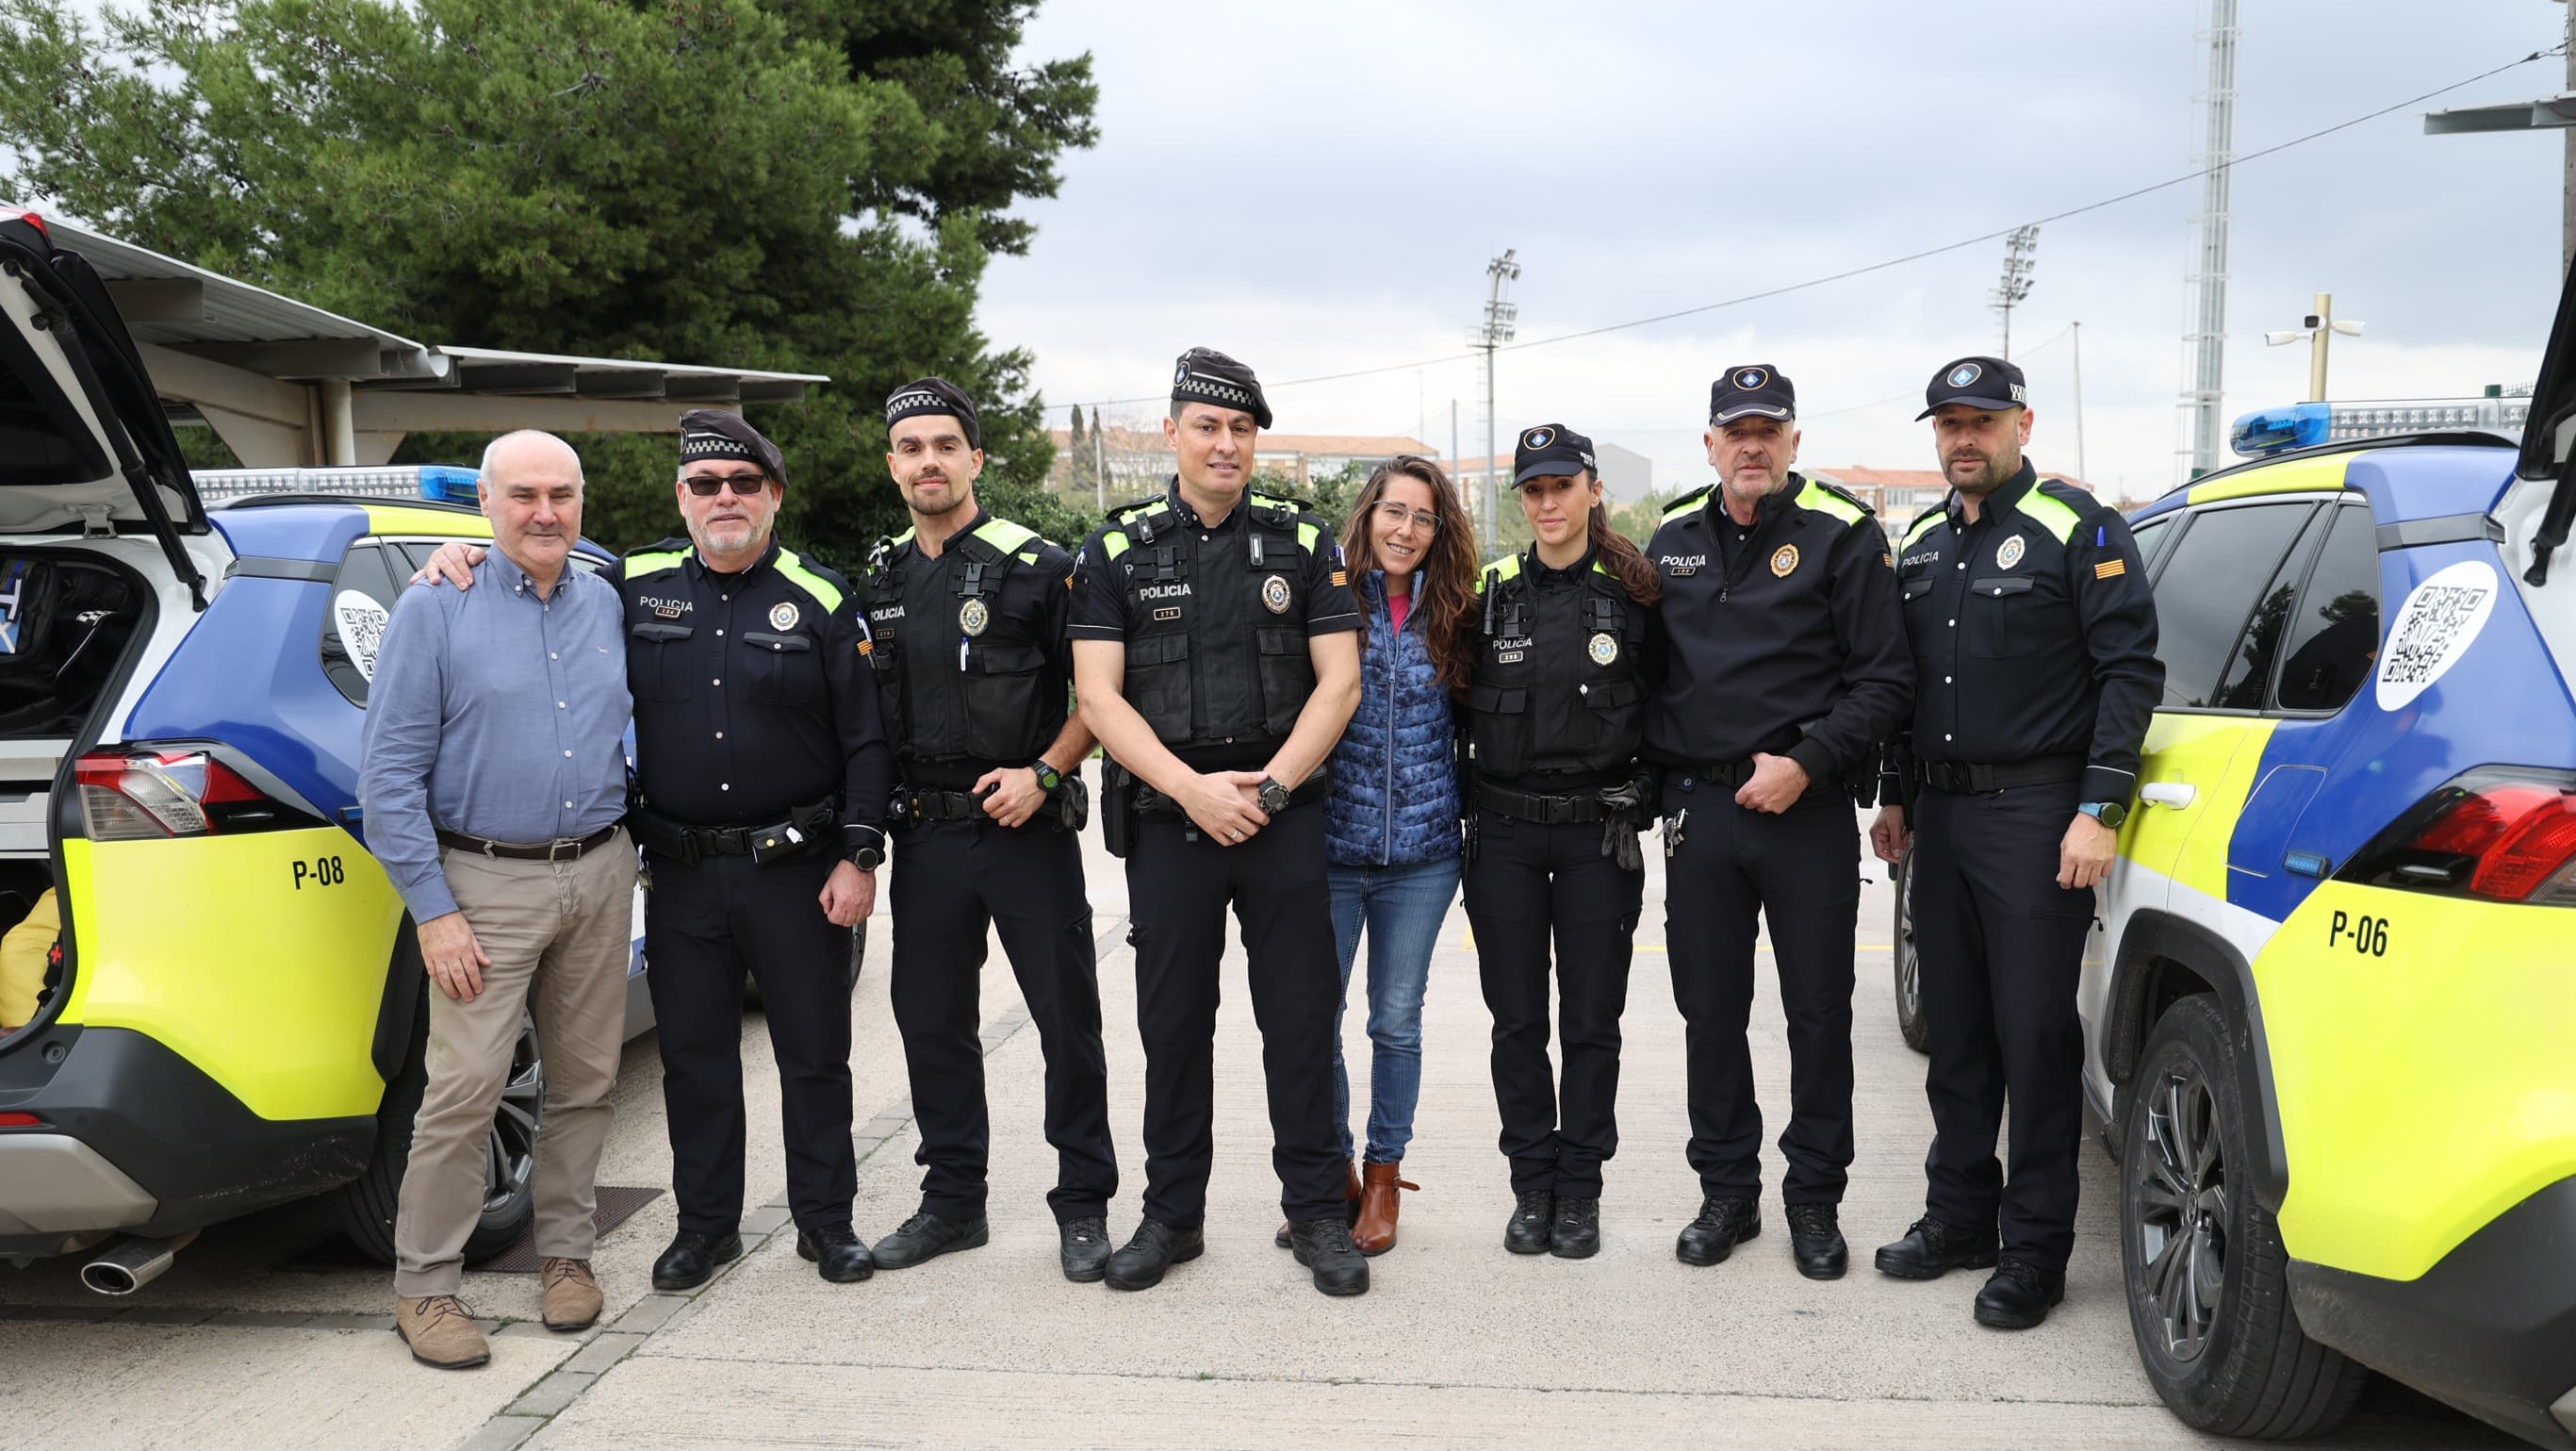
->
xmin=0 ymin=820 xmax=2512 ymax=1449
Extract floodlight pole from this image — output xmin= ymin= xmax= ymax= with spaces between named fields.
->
xmin=2072 ymin=320 xmax=2088 ymax=486
xmin=1991 ymin=225 xmax=2040 ymax=358
xmin=1470 ymin=250 xmax=1520 ymax=552
xmin=2420 ymin=1 xmax=2576 ymax=272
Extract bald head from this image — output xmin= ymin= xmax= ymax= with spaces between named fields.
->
xmin=478 ymin=430 xmax=583 ymax=587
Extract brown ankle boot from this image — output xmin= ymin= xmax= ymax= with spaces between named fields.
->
xmin=1278 ymin=1157 xmax=1366 ymax=1248
xmin=1351 ymin=1161 xmax=1419 ymax=1256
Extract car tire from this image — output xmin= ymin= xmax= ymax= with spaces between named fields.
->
xmin=2121 ymin=994 xmax=2369 ymax=1439
xmin=333 ymin=977 xmax=543 ymax=1265
xmin=1892 ymin=845 xmax=1928 ymax=1053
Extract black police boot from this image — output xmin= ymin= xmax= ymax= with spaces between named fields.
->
xmin=796 ymin=1225 xmax=875 ymax=1283
xmin=1287 ymin=1217 xmax=1370 ymax=1296
xmin=1104 ymin=1218 xmax=1204 ymax=1292
xmin=1059 ymin=1216 xmax=1112 ymax=1284
xmin=1873 ymin=1215 xmax=2000 ymax=1280
xmin=1674 ymin=1195 xmax=1761 ymax=1266
xmin=650 ymin=1228 xmax=742 ymax=1292
xmin=1549 ymin=1195 xmax=1602 ymax=1260
xmin=869 ymin=1212 xmax=990 ymax=1270
xmin=1784 ymin=1203 xmax=1848 ymax=1280
xmin=1973 ymin=1259 xmax=2066 ymax=1329
xmin=1503 ymin=1190 xmax=1554 ymax=1255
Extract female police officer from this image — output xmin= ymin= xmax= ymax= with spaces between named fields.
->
xmin=1463 ymin=423 xmax=1660 ymax=1260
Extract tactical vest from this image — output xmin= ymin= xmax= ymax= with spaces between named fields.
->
xmin=1100 ymin=490 xmax=1319 ymax=746
xmin=863 ymin=516 xmax=1059 ymax=765
xmin=1468 ymin=549 xmax=1647 ymax=781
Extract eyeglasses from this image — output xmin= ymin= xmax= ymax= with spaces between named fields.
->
xmin=1369 ymin=500 xmax=1441 ymax=534
xmin=683 ymin=471 xmax=768 ymax=497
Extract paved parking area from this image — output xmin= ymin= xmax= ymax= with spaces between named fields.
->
xmin=0 ymin=824 xmax=2517 ymax=1449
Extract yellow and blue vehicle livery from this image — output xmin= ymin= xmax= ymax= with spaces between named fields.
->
xmin=2081 ymin=409 xmax=2576 ymax=1446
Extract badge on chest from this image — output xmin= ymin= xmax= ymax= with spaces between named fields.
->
xmin=769 ymin=602 xmax=800 ymax=631
xmin=960 ymin=597 xmax=990 ymax=635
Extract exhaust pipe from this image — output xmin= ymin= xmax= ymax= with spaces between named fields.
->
xmin=78 ymin=1230 xmax=196 ymax=1295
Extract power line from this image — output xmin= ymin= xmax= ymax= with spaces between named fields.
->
xmin=1048 ymin=44 xmax=2561 ymax=417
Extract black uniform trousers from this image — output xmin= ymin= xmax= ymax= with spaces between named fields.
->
xmin=1662 ymin=780 xmax=1862 ymax=1205
xmin=888 ymin=814 xmax=1116 ymax=1224
xmin=1124 ymin=800 xmax=1346 ymax=1228
xmin=1911 ymin=779 xmax=2095 ymax=1273
xmin=1462 ymin=809 xmax=1643 ymax=1197
xmin=643 ymin=848 xmax=856 ymax=1237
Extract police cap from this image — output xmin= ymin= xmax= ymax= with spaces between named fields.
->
xmin=884 ymin=376 xmax=980 ymax=450
xmin=1710 ymin=363 xmax=1797 ymax=425
xmin=1513 ymin=423 xmax=1598 ymax=485
xmin=678 ymin=409 xmax=788 ymax=487
xmin=1917 ymin=355 xmax=2027 ymax=420
xmin=1170 ymin=347 xmax=1272 ymax=429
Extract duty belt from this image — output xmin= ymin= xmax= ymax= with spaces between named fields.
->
xmin=435 ymin=823 xmax=621 ymax=862
xmin=1478 ymin=782 xmax=1611 ymax=825
xmin=899 ymin=788 xmax=988 ymax=824
xmin=630 ymin=796 xmax=841 ymax=864
xmin=1916 ymin=753 xmax=2088 ymax=794
xmin=1135 ymin=774 xmax=1329 ymax=818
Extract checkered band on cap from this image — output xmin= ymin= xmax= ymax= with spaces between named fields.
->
xmin=680 ymin=430 xmax=759 ymax=464
xmin=882 ymin=376 xmax=981 ymax=448
xmin=1169 ymin=347 xmax=1272 ymax=427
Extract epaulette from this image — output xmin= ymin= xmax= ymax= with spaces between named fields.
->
xmin=624 ymin=538 xmax=693 ymax=577
xmin=1799 ymin=475 xmax=1876 ymax=519
xmin=1658 ymin=484 xmax=1715 ymax=526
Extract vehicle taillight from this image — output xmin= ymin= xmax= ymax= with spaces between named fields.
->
xmin=0 ymin=1112 xmax=42 ymax=1129
xmin=2340 ymin=767 xmax=2576 ymax=906
xmin=74 ymin=750 xmax=281 ymax=840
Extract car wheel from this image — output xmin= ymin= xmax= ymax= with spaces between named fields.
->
xmin=1893 ymin=844 xmax=1928 ymax=1053
xmin=2121 ymin=994 xmax=2368 ymax=1438
xmin=334 ymin=977 xmax=542 ymax=1264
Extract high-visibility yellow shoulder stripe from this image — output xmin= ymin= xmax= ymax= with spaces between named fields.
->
xmin=1796 ymin=479 xmax=1867 ymax=525
xmin=1101 ymin=530 xmax=1131 ymax=560
xmin=1660 ymin=485 xmax=1713 ymax=525
xmin=772 ymin=549 xmax=843 ymax=613
xmin=1476 ymin=552 xmax=1523 ymax=594
xmin=2015 ymin=486 xmax=2083 ymax=544
xmin=1297 ymin=521 xmax=1320 ymax=552
xmin=2185 ymin=453 xmax=2354 ymax=505
xmin=625 ymin=548 xmax=691 ymax=577
xmin=1901 ymin=510 xmax=1946 ymax=550
xmin=893 ymin=527 xmax=917 ymax=547
xmin=973 ymin=517 xmax=1039 ymax=556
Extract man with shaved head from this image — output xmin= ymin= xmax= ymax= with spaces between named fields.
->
xmin=361 ymin=430 xmax=636 ymax=1368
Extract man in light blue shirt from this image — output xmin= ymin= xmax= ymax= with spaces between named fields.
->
xmin=359 ymin=430 xmax=633 ymax=1369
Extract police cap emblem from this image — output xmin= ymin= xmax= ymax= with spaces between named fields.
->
xmin=1261 ymin=574 xmax=1292 ymax=614
xmin=1522 ymin=426 xmax=1554 ymax=450
xmin=1948 ymin=362 xmax=1982 ymax=389
xmin=768 ymin=602 xmax=799 ymax=631
xmin=959 ymin=597 xmax=991 ymax=635
xmin=1996 ymin=535 xmax=2026 ymax=570
xmin=1734 ymin=367 xmax=1768 ymax=389
xmin=1588 ymin=631 xmax=1618 ymax=667
xmin=1770 ymin=543 xmax=1800 ymax=577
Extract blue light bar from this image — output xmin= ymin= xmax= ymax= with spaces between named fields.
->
xmin=2230 ymin=403 xmax=2333 ymax=458
xmin=417 ymin=466 xmax=481 ymax=503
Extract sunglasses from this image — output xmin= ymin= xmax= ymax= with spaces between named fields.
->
xmin=682 ymin=471 xmax=769 ymax=497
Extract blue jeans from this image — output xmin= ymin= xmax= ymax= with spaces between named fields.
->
xmin=1327 ymin=854 xmax=1462 ymax=1164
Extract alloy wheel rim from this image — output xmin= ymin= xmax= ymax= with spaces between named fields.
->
xmin=1895 ymin=859 xmax=1921 ymax=1024
xmin=484 ymin=1015 xmax=542 ymax=1216
xmin=2136 ymin=1063 xmax=2229 ymax=1362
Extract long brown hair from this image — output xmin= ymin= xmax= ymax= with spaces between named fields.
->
xmin=1588 ymin=492 xmax=1662 ymax=606
xmin=1341 ymin=454 xmax=1479 ymax=692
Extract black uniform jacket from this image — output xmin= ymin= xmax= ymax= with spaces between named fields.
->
xmin=1641 ymin=473 xmax=1912 ymax=787
xmin=616 ymin=536 xmax=892 ymax=853
xmin=1884 ymin=461 xmax=2162 ymax=807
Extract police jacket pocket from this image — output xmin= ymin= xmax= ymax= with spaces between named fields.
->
xmin=630 ymin=620 xmax=693 ymax=701
xmin=966 ymin=642 xmax=1050 ymax=760
xmin=1967 ymin=575 xmax=2036 ymax=659
xmin=1255 ymin=626 xmax=1316 ymax=737
xmin=744 ymin=630 xmax=822 ymax=705
xmin=1467 ymin=682 xmax=1532 ymax=779
xmin=1125 ymin=631 xmax=1194 ymax=744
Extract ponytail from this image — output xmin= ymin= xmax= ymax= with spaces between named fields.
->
xmin=1589 ymin=503 xmax=1662 ymax=606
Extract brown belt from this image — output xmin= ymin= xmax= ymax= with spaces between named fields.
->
xmin=435 ymin=822 xmax=622 ymax=862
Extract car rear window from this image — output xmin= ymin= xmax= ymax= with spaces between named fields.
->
xmin=2273 ymin=504 xmax=2381 ymax=712
xmin=2150 ymin=502 xmax=2316 ymax=709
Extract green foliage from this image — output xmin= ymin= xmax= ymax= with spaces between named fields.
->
xmin=0 ymin=0 xmax=1096 ymax=564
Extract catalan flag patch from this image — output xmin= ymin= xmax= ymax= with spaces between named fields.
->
xmin=1331 ymin=570 xmax=1348 ymax=587
xmin=2094 ymin=558 xmax=2126 ymax=580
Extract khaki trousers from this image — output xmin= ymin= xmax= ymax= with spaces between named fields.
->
xmin=393 ymin=829 xmax=633 ymax=1298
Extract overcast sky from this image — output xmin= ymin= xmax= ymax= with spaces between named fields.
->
xmin=981 ymin=0 xmax=2575 ymax=501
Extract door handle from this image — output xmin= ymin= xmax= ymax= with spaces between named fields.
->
xmin=2141 ymin=782 xmax=2197 ymax=809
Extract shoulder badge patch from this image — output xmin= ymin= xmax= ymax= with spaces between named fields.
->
xmin=1588 ymin=631 xmax=1619 ymax=666
xmin=2094 ymin=557 xmax=2127 ymax=580
xmin=1261 ymin=574 xmax=1293 ymax=614
xmin=1769 ymin=543 xmax=1800 ymax=578
xmin=959 ymin=597 xmax=991 ymax=635
xmin=1996 ymin=535 xmax=2026 ymax=570
xmin=768 ymin=602 xmax=799 ymax=631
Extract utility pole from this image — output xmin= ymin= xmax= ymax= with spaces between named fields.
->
xmin=2072 ymin=320 xmax=2089 ymax=486
xmin=1094 ymin=421 xmax=1106 ymax=511
xmin=2265 ymin=292 xmax=2367 ymax=402
xmin=1468 ymin=249 xmax=1520 ymax=552
xmin=2423 ymin=0 xmax=2576 ymax=274
xmin=1991 ymin=225 xmax=2040 ymax=357
xmin=2181 ymin=0 xmax=2240 ymax=479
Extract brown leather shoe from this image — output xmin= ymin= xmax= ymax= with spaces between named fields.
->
xmin=1276 ymin=1157 xmax=1366 ymax=1248
xmin=1351 ymin=1160 xmax=1419 ymax=1256
xmin=395 ymin=1294 xmax=490 ymax=1369
xmin=541 ymin=1257 xmax=602 ymax=1330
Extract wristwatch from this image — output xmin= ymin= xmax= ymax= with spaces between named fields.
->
xmin=1032 ymin=760 xmax=1063 ymax=794
xmin=1256 ymin=776 xmax=1293 ymax=816
xmin=849 ymin=840 xmax=886 ymax=870
xmin=2078 ymin=800 xmax=2128 ymax=829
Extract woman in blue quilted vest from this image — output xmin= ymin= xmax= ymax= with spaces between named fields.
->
xmin=1304 ymin=454 xmax=1477 ymax=1256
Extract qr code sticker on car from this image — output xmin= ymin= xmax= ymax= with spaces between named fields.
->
xmin=2374 ymin=559 xmax=2500 ymax=713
